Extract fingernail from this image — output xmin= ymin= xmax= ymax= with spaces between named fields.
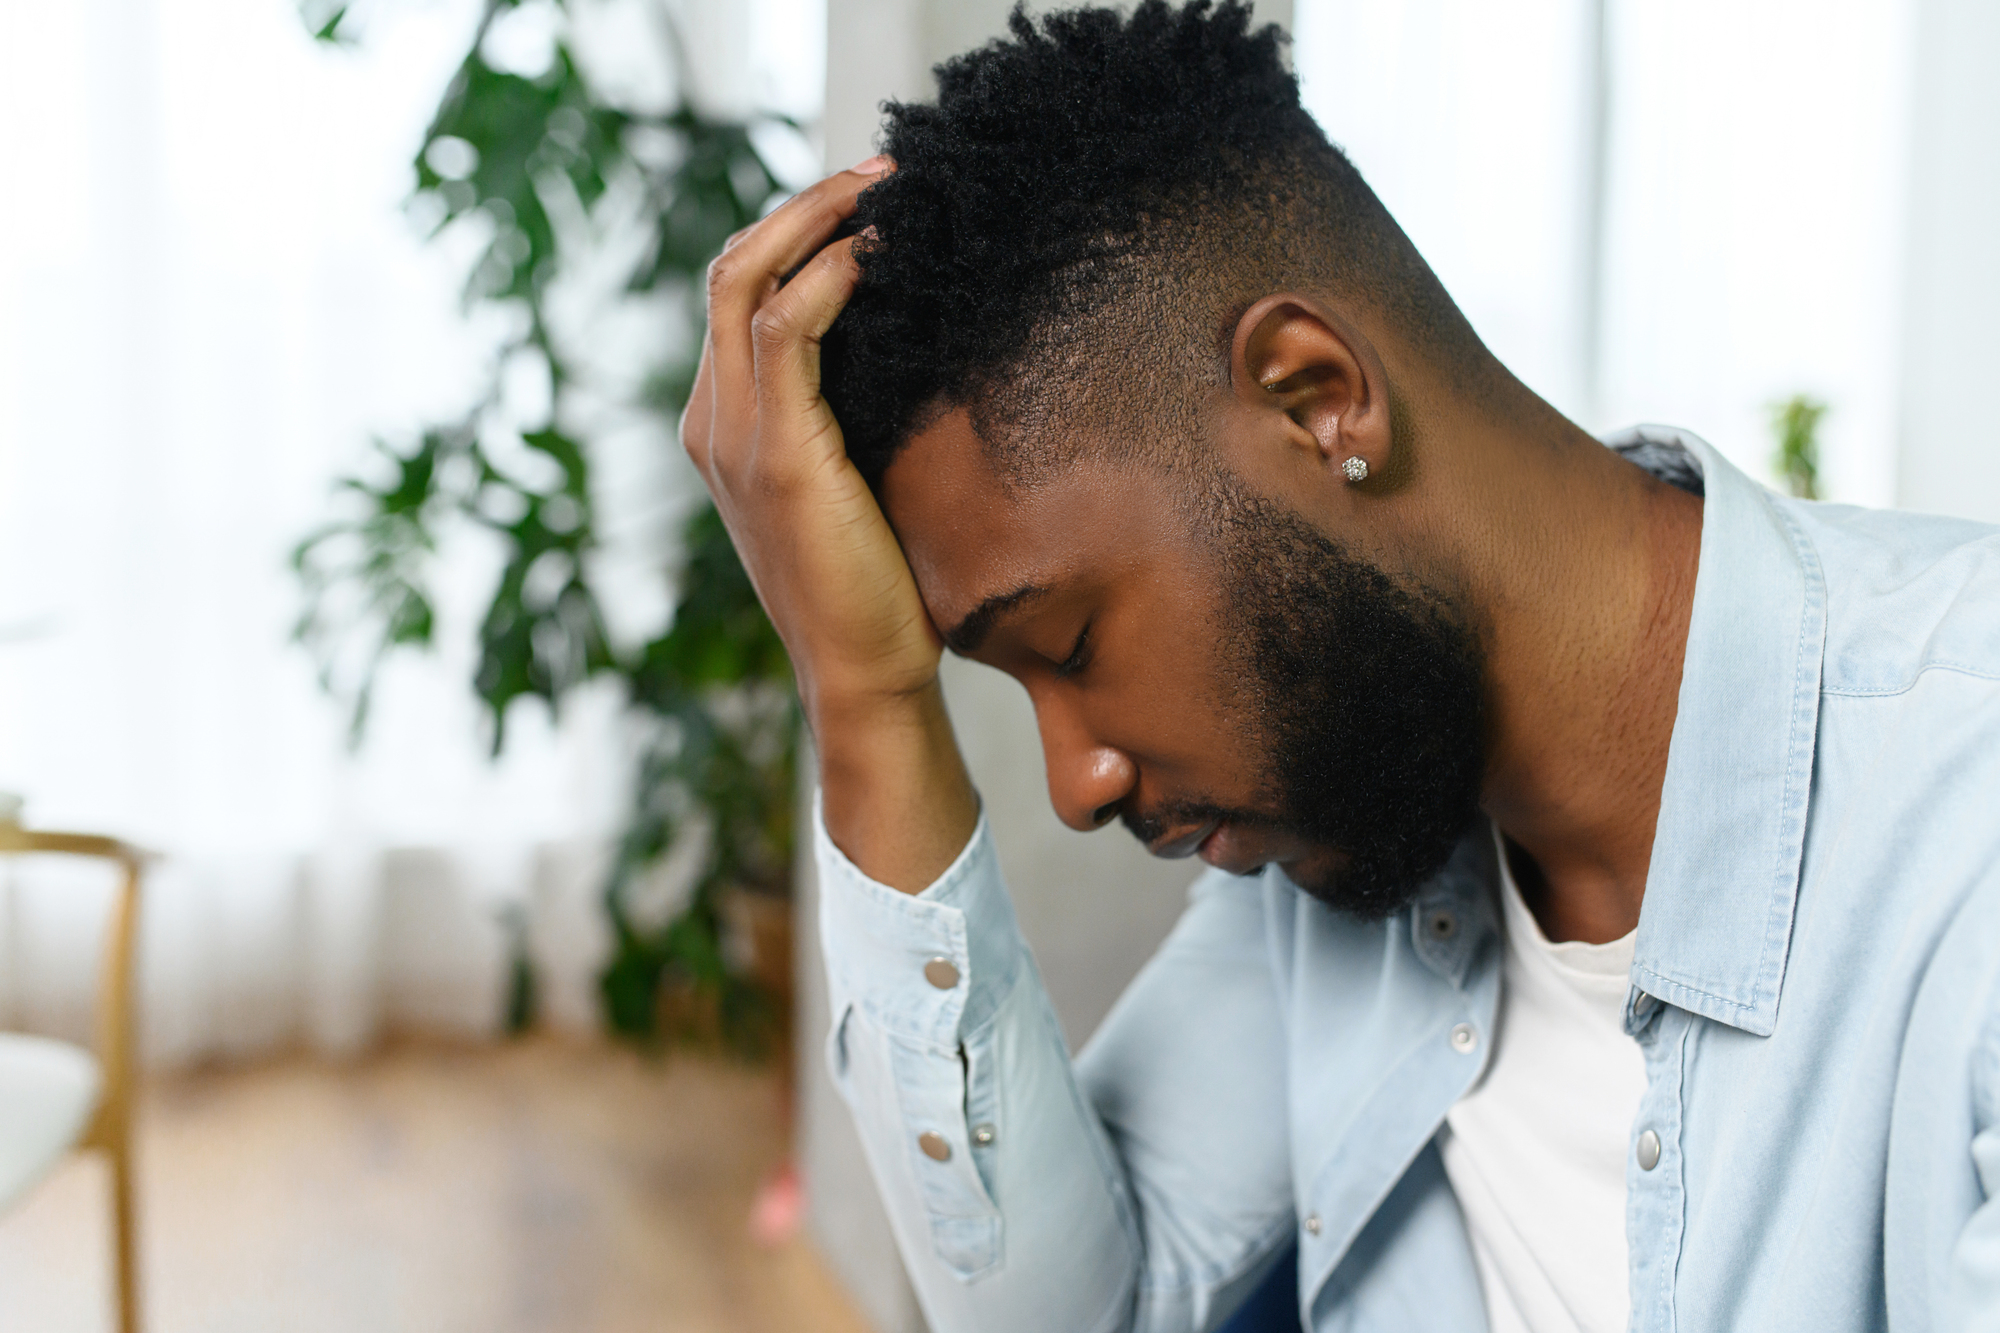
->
xmin=852 ymin=154 xmax=892 ymax=175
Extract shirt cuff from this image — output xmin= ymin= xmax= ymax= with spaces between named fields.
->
xmin=814 ymin=790 xmax=1027 ymax=1049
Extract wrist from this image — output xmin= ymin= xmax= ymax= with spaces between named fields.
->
xmin=801 ymin=670 xmax=941 ymax=744
xmin=810 ymin=677 xmax=980 ymax=895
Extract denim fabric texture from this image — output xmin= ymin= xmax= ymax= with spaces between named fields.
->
xmin=816 ymin=428 xmax=2000 ymax=1332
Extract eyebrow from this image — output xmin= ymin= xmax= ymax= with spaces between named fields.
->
xmin=943 ymin=583 xmax=1053 ymax=656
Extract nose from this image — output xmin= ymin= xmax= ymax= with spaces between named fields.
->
xmin=1035 ymin=696 xmax=1138 ymax=832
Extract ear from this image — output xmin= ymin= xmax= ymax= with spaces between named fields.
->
xmin=1230 ymin=294 xmax=1393 ymax=484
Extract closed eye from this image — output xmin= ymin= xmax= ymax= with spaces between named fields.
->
xmin=1053 ymin=622 xmax=1092 ymax=679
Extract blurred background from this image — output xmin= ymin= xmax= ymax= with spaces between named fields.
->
xmin=0 ymin=0 xmax=1993 ymax=1329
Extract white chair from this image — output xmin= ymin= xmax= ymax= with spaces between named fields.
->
xmin=0 ymin=823 xmax=145 ymax=1333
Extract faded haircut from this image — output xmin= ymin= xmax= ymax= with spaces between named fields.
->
xmin=819 ymin=0 xmax=1488 ymax=489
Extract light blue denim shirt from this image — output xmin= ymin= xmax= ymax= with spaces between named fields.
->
xmin=816 ymin=428 xmax=2000 ymax=1332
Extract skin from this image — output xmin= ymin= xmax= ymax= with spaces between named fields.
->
xmin=682 ymin=165 xmax=1703 ymax=946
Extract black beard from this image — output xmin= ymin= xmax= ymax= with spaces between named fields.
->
xmin=1152 ymin=481 xmax=1486 ymax=919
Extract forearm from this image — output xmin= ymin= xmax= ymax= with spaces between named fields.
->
xmin=812 ymin=679 xmax=979 ymax=895
xmin=816 ymin=801 xmax=1301 ymax=1333
xmin=815 ymin=806 xmax=1142 ymax=1331
xmin=681 ymin=151 xmax=973 ymax=894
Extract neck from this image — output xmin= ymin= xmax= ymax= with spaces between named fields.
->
xmin=1444 ymin=399 xmax=1703 ymax=944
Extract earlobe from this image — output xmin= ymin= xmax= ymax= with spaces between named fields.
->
xmin=1232 ymin=293 xmax=1390 ymax=483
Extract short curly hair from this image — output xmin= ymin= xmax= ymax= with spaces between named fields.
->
xmin=820 ymin=0 xmax=1482 ymax=490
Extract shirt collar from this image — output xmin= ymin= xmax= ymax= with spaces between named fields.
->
xmin=1606 ymin=426 xmax=1828 ymax=1037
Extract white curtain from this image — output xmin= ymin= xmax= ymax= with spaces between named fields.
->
xmin=0 ymin=0 xmax=823 ymax=1067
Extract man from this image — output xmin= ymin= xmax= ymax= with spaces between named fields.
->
xmin=681 ymin=3 xmax=2000 ymax=1329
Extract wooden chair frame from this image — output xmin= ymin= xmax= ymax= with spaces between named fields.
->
xmin=0 ymin=824 xmax=145 ymax=1333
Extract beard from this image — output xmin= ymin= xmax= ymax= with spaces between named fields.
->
xmin=1126 ymin=480 xmax=1486 ymax=920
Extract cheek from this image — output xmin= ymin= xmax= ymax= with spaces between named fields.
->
xmin=1069 ymin=628 xmax=1267 ymax=800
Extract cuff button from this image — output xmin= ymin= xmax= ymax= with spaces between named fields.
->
xmin=923 ymin=958 xmax=961 ymax=990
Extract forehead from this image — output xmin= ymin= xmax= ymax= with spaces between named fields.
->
xmin=876 ymin=408 xmax=1189 ymax=634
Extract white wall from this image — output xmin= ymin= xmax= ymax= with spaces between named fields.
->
xmin=1296 ymin=0 xmax=1604 ymax=420
xmin=1593 ymin=0 xmax=1911 ymax=507
xmin=1897 ymin=0 xmax=2000 ymax=523
xmin=1296 ymin=0 xmax=1916 ymax=508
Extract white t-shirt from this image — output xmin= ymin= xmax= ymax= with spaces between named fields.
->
xmin=1438 ymin=831 xmax=1648 ymax=1333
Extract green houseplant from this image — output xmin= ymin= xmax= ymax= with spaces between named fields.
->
xmin=292 ymin=0 xmax=803 ymax=1049
xmin=1772 ymin=394 xmax=1828 ymax=501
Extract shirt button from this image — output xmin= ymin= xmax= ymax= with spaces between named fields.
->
xmin=1449 ymin=1022 xmax=1478 ymax=1054
xmin=923 ymin=957 xmax=960 ymax=990
xmin=1632 ymin=992 xmax=1659 ymax=1019
xmin=1636 ymin=1128 xmax=1662 ymax=1171
xmin=918 ymin=1132 xmax=952 ymax=1162
xmin=971 ymin=1123 xmax=997 ymax=1147
xmin=1303 ymin=1213 xmax=1322 ymax=1236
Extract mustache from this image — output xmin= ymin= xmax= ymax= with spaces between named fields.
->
xmin=1119 ymin=798 xmax=1279 ymax=848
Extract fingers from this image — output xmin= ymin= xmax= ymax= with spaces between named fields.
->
xmin=704 ymin=161 xmax=889 ymax=383
xmin=694 ymin=161 xmax=888 ymax=500
xmin=748 ymin=235 xmax=863 ymax=420
xmin=680 ymin=329 xmax=718 ymax=476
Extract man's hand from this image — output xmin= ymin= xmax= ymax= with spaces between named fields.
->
xmin=682 ymin=161 xmax=934 ymax=716
xmin=681 ymin=161 xmax=978 ymax=891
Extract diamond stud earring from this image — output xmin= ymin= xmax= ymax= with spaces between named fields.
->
xmin=1341 ymin=456 xmax=1370 ymax=483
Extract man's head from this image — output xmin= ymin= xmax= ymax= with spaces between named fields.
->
xmin=821 ymin=1 xmax=1502 ymax=916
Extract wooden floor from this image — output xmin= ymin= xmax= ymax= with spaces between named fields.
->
xmin=0 ymin=1039 xmax=876 ymax=1333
